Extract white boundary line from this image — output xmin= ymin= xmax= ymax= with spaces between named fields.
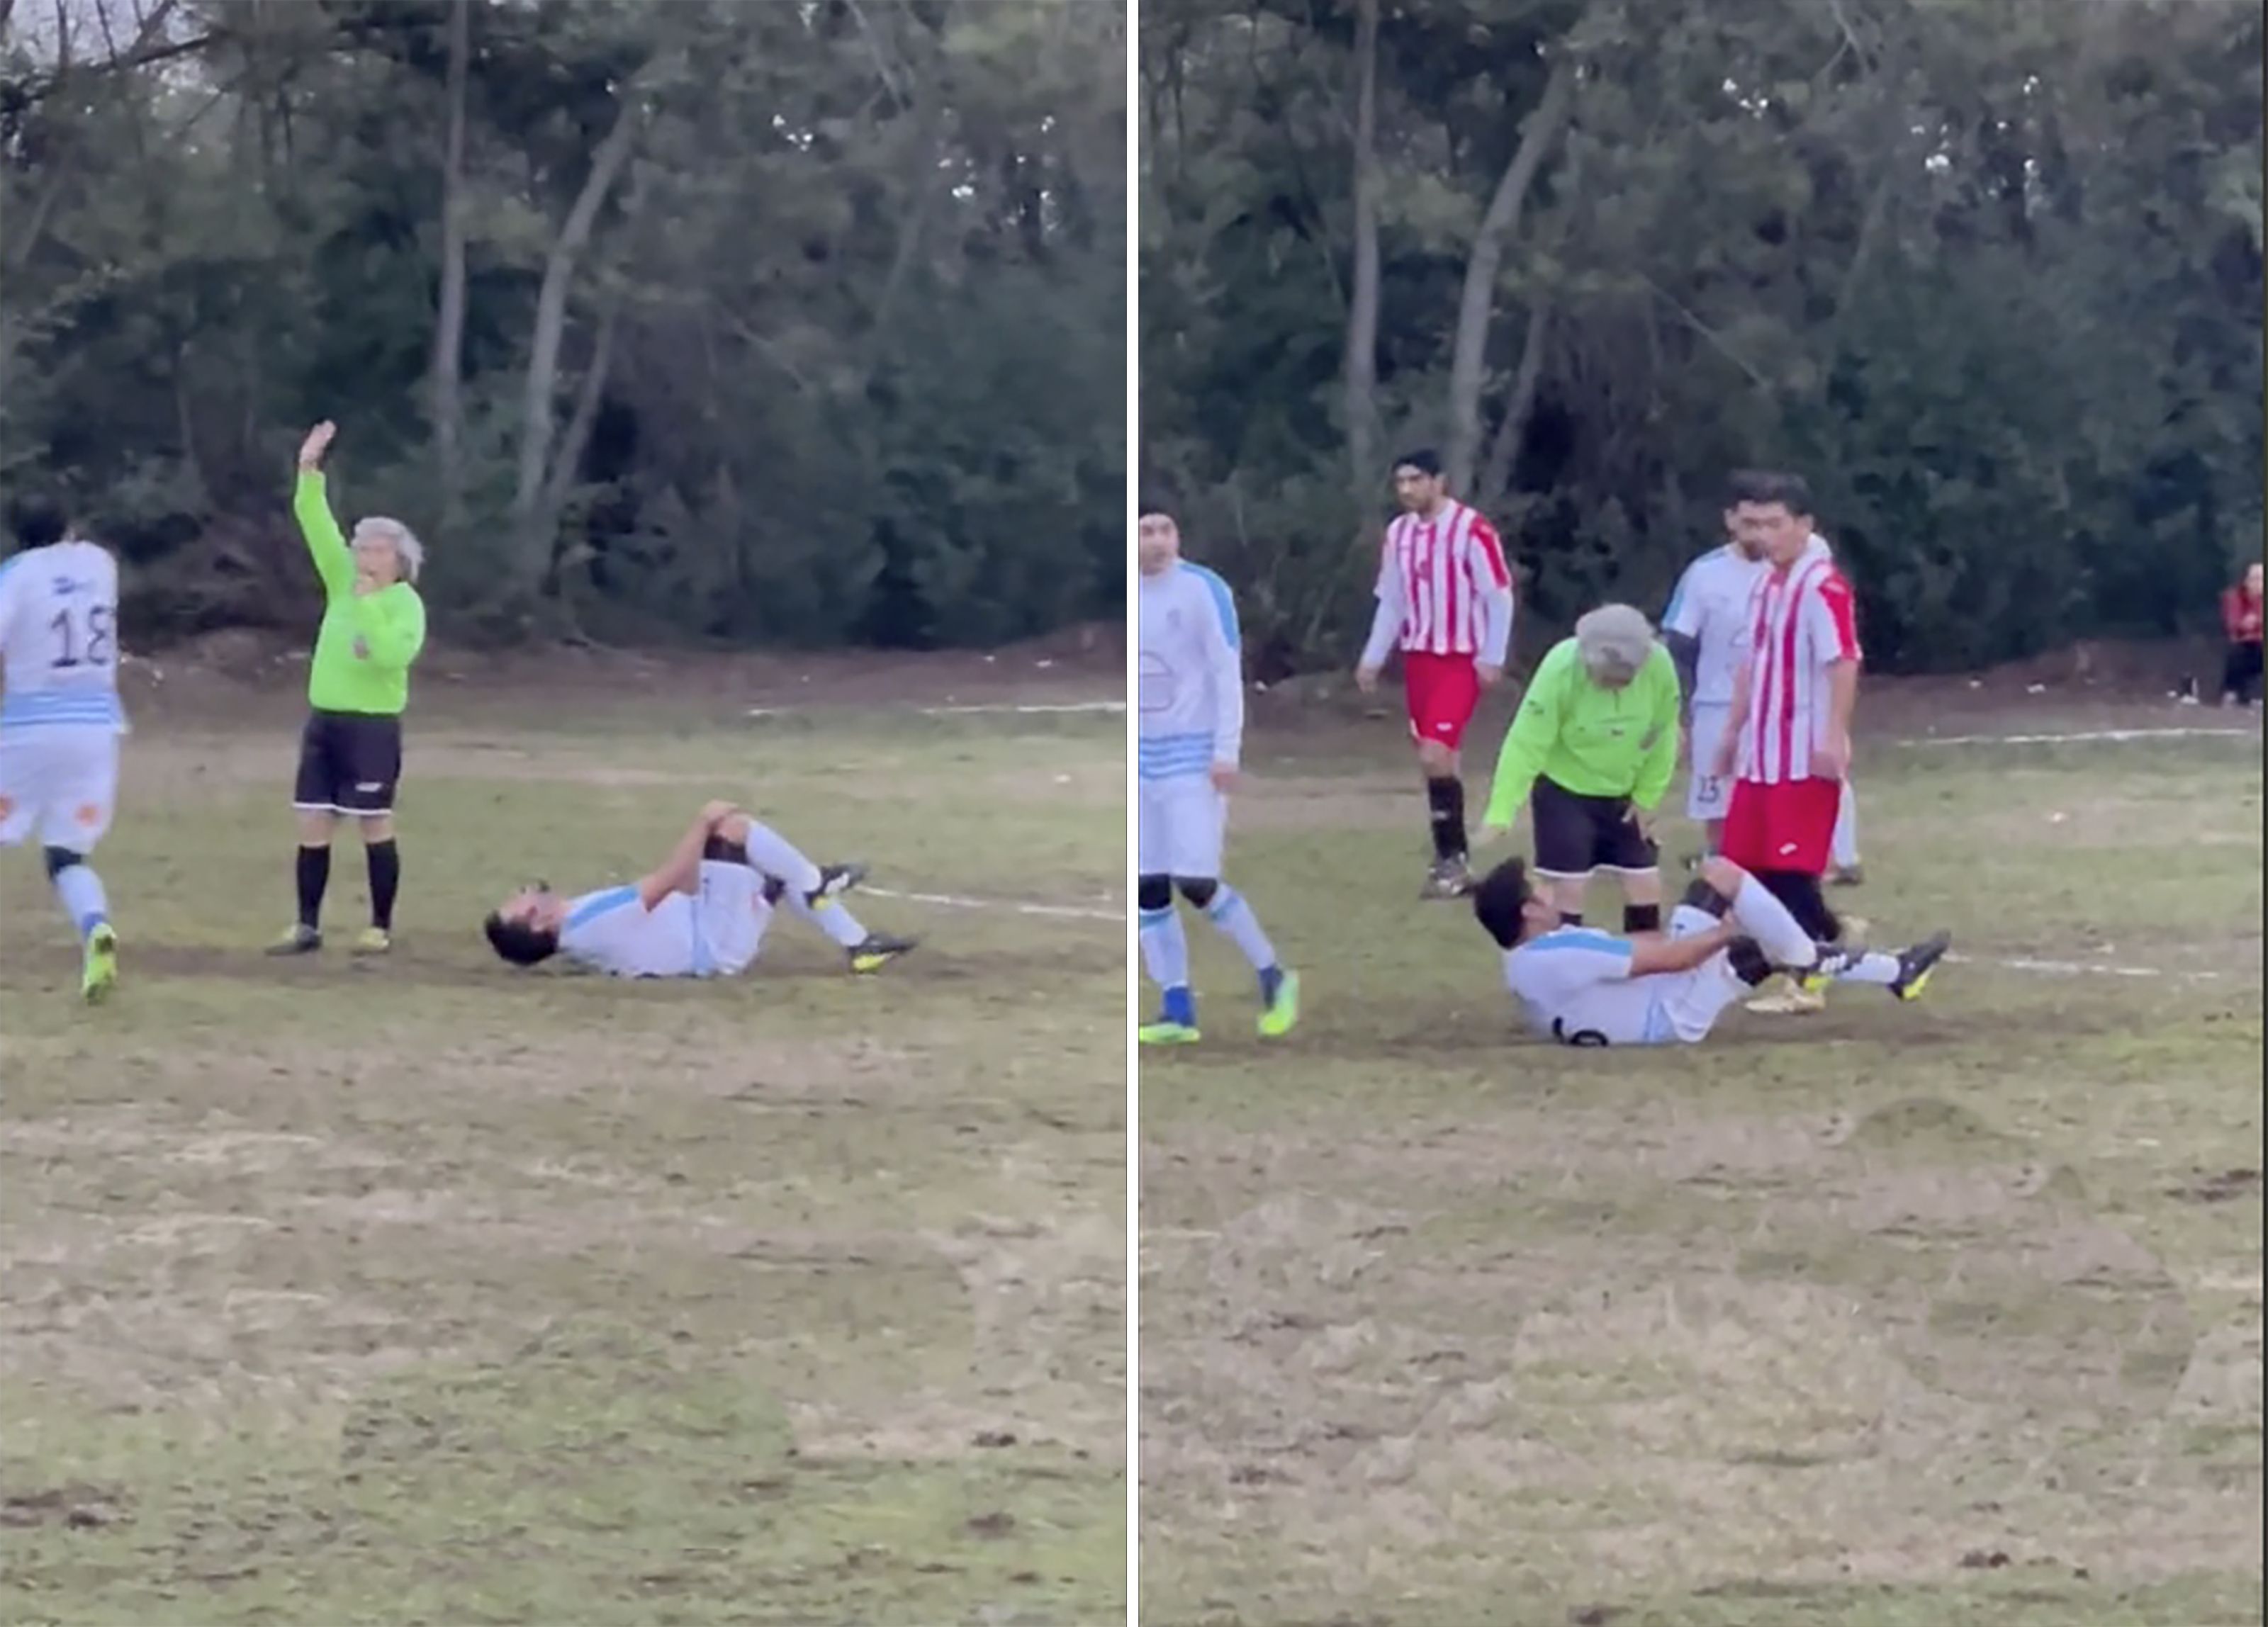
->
xmin=742 ymin=699 xmax=1124 ymax=719
xmin=919 ymin=700 xmax=1125 ymax=716
xmin=862 ymin=885 xmax=1121 ymax=924
xmin=1900 ymin=725 xmax=2257 ymax=748
xmin=858 ymin=885 xmax=2243 ymax=984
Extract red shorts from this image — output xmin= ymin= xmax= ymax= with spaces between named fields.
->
xmin=1721 ymin=776 xmax=1843 ymax=876
xmin=1403 ymin=651 xmax=1483 ymax=750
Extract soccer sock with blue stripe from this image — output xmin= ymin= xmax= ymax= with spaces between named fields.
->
xmin=51 ymin=860 xmax=108 ymax=940
xmin=1139 ymin=905 xmax=1193 ymax=1022
xmin=1202 ymin=886 xmax=1279 ymax=989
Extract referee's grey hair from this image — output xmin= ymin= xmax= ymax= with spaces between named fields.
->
xmin=353 ymin=516 xmax=424 ymax=583
xmin=1575 ymin=603 xmax=1656 ymax=684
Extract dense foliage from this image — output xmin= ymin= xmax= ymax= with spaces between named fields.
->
xmin=2 ymin=0 xmax=1125 ymax=649
xmin=1140 ymin=0 xmax=2262 ymax=675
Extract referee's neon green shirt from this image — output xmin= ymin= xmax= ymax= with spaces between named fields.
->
xmin=294 ymin=472 xmax=426 ymax=716
xmin=1483 ymin=636 xmax=1682 ymax=826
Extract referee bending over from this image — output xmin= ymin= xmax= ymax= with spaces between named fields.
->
xmin=268 ymin=420 xmax=427 ymax=957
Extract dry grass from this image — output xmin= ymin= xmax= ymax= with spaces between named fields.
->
xmin=1140 ymin=720 xmax=2262 ymax=1626
xmin=0 ymin=687 xmax=1126 ymax=1627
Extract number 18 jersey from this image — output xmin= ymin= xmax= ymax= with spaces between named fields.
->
xmin=0 ymin=540 xmax=128 ymax=733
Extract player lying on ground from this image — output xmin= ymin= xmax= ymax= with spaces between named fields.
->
xmin=1469 ymin=852 xmax=1950 ymax=1047
xmin=482 ymin=799 xmax=917 ymax=978
xmin=0 ymin=495 xmax=123 ymax=1002
xmin=1135 ymin=502 xmax=1300 ymax=1044
xmin=1478 ymin=604 xmax=1679 ymax=932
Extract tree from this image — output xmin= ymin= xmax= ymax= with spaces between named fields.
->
xmin=1 ymin=0 xmax=1128 ymax=649
xmin=1140 ymin=0 xmax=2263 ymax=675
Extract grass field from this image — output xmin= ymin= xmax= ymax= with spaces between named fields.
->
xmin=1140 ymin=701 xmax=2263 ymax=1626
xmin=0 ymin=675 xmax=1127 ymax=1626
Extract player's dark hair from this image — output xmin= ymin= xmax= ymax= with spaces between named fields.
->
xmin=6 ymin=492 xmax=69 ymax=551
xmin=1393 ymin=448 xmax=1443 ymax=478
xmin=1734 ymin=471 xmax=1814 ymax=519
xmin=1138 ymin=493 xmax=1174 ymax=519
xmin=483 ymin=911 xmax=558 ymax=967
xmin=1724 ymin=469 xmax=1775 ymax=507
xmin=1470 ymin=857 xmax=1533 ymax=950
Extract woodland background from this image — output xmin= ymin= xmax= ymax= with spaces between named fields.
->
xmin=1140 ymin=0 xmax=2263 ymax=675
xmin=1 ymin=0 xmax=1127 ymax=651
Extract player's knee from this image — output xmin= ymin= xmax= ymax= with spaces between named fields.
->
xmin=41 ymin=845 xmax=84 ymax=881
xmin=1681 ymin=875 xmax=1734 ymax=918
xmin=1697 ymin=855 xmax=1746 ymax=897
xmin=1174 ymin=877 xmax=1218 ymax=910
xmin=1138 ymin=874 xmax=1172 ymax=913
xmin=1726 ymin=935 xmax=1773 ymax=986
xmin=1417 ymin=741 xmax=1456 ymax=775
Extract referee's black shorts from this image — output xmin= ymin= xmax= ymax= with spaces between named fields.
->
xmin=1530 ymin=774 xmax=1658 ymax=879
xmin=292 ymin=710 xmax=404 ymax=817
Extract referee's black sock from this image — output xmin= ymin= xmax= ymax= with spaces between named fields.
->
xmin=1426 ymin=776 xmax=1468 ymax=861
xmin=366 ymin=840 xmax=400 ymax=932
xmin=296 ymin=845 xmax=331 ymax=931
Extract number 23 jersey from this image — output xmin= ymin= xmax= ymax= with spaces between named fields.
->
xmin=0 ymin=539 xmax=128 ymax=733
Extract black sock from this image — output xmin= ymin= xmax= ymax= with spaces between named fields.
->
xmin=1758 ymin=869 xmax=1840 ymax=945
xmin=1624 ymin=903 xmax=1662 ymax=933
xmin=366 ymin=840 xmax=400 ymax=931
xmin=1425 ymin=776 xmax=1468 ymax=862
xmin=296 ymin=845 xmax=331 ymax=930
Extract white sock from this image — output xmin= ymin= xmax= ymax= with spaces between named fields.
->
xmin=1729 ymin=876 xmax=1822 ymax=970
xmin=738 ymin=820 xmax=825 ymax=896
xmin=783 ymin=891 xmax=867 ymax=947
xmin=53 ymin=862 xmax=110 ymax=939
xmin=1831 ymin=783 xmax=1860 ymax=868
xmin=1825 ymin=949 xmax=1902 ymax=986
xmin=1202 ymin=885 xmax=1277 ymax=973
xmin=1139 ymin=906 xmax=1190 ymax=991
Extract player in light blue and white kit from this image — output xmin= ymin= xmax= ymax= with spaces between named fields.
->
xmin=0 ymin=496 xmax=125 ymax=1002
xmin=1661 ymin=493 xmax=1769 ymax=857
xmin=1469 ymin=852 xmax=1948 ymax=1047
xmin=482 ymin=798 xmax=917 ymax=978
xmin=1135 ymin=503 xmax=1298 ymax=1044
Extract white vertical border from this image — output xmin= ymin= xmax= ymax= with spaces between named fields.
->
xmin=1122 ymin=0 xmax=1140 ymax=1612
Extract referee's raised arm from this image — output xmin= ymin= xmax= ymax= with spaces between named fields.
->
xmin=266 ymin=421 xmax=428 ymax=960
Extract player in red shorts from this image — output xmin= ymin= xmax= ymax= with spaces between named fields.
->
xmin=1354 ymin=449 xmax=1515 ymax=898
xmin=1710 ymin=471 xmax=1860 ymax=1015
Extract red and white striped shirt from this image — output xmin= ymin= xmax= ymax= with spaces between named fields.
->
xmin=1366 ymin=500 xmax=1515 ymax=661
xmin=1735 ymin=549 xmax=1860 ymax=784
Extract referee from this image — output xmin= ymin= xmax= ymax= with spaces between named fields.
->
xmin=1474 ymin=604 xmax=1682 ymax=934
xmin=267 ymin=421 xmax=428 ymax=956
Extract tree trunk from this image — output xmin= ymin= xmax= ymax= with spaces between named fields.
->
xmin=430 ymin=0 xmax=470 ymax=525
xmin=514 ymin=94 xmax=643 ymax=585
xmin=1445 ymin=54 xmax=1577 ymax=495
xmin=539 ymin=295 xmax=622 ymax=540
xmin=1476 ymin=298 xmax=1552 ymax=512
xmin=1341 ymin=0 xmax=1381 ymax=502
